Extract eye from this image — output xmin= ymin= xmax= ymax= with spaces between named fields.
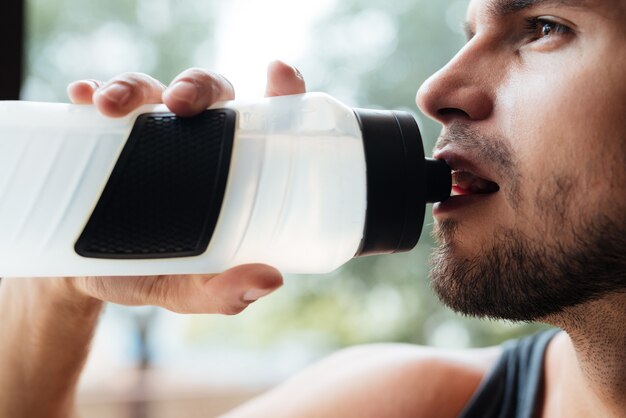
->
xmin=524 ymin=17 xmax=572 ymax=42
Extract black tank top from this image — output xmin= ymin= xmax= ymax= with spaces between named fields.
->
xmin=458 ymin=329 xmax=561 ymax=418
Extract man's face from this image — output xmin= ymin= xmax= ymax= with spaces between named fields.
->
xmin=416 ymin=0 xmax=626 ymax=320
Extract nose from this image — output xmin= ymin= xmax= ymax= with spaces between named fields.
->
xmin=416 ymin=41 xmax=495 ymax=125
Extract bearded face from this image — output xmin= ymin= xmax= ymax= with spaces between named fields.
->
xmin=416 ymin=0 xmax=626 ymax=321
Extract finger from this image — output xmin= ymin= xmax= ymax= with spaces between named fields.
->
xmin=92 ymin=72 xmax=166 ymax=118
xmin=67 ymin=79 xmax=104 ymax=104
xmin=163 ymin=68 xmax=236 ymax=117
xmin=157 ymin=264 xmax=283 ymax=314
xmin=265 ymin=60 xmax=307 ymax=97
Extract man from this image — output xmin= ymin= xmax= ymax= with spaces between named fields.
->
xmin=1 ymin=0 xmax=624 ymax=416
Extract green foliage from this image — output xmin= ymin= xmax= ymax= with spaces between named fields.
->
xmin=301 ymin=0 xmax=468 ymax=152
xmin=25 ymin=0 xmax=218 ymax=100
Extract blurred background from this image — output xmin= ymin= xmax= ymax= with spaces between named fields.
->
xmin=21 ymin=0 xmax=546 ymax=416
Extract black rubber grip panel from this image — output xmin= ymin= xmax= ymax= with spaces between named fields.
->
xmin=75 ymin=109 xmax=236 ymax=259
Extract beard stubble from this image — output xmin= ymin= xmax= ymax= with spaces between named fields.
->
xmin=429 ymin=123 xmax=626 ymax=321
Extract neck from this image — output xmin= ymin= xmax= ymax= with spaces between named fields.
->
xmin=546 ymin=293 xmax=626 ymax=416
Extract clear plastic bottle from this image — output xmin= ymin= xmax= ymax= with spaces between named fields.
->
xmin=0 ymin=92 xmax=450 ymax=277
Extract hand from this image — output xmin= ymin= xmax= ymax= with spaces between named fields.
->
xmin=67 ymin=60 xmax=307 ymax=117
xmin=0 ymin=61 xmax=307 ymax=418
xmin=62 ymin=60 xmax=307 ymax=313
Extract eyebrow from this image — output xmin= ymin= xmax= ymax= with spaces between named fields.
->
xmin=464 ymin=0 xmax=589 ymax=39
xmin=488 ymin=0 xmax=588 ymax=16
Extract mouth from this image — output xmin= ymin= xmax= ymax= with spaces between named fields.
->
xmin=451 ymin=170 xmax=500 ymax=196
xmin=433 ymin=149 xmax=501 ymax=215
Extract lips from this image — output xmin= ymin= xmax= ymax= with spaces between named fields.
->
xmin=433 ymin=148 xmax=501 ymax=214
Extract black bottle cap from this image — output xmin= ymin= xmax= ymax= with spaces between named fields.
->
xmin=353 ymin=109 xmax=451 ymax=257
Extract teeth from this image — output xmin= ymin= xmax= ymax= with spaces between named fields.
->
xmin=452 ymin=171 xmax=473 ymax=187
xmin=452 ymin=171 xmax=499 ymax=194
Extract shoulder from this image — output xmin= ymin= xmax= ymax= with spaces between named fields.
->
xmin=224 ymin=343 xmax=501 ymax=418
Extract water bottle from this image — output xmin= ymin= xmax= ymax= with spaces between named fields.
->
xmin=0 ymin=92 xmax=450 ymax=277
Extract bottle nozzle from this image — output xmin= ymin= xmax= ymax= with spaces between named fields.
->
xmin=424 ymin=158 xmax=451 ymax=203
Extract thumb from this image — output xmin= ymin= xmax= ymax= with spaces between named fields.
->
xmin=265 ymin=60 xmax=307 ymax=97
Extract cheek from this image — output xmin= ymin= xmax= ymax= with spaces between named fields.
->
xmin=496 ymin=58 xmax=626 ymax=227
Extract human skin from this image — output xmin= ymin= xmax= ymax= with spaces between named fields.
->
xmin=424 ymin=0 xmax=626 ymax=321
xmin=416 ymin=0 xmax=626 ymax=416
xmin=2 ymin=1 xmax=626 ymax=417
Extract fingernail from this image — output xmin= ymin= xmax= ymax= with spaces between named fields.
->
xmin=167 ymin=81 xmax=198 ymax=104
xmin=242 ymin=288 xmax=273 ymax=303
xmin=99 ymin=83 xmax=131 ymax=105
xmin=293 ymin=66 xmax=303 ymax=80
xmin=85 ymin=79 xmax=100 ymax=89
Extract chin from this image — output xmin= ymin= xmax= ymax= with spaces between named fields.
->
xmin=432 ymin=218 xmax=494 ymax=256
